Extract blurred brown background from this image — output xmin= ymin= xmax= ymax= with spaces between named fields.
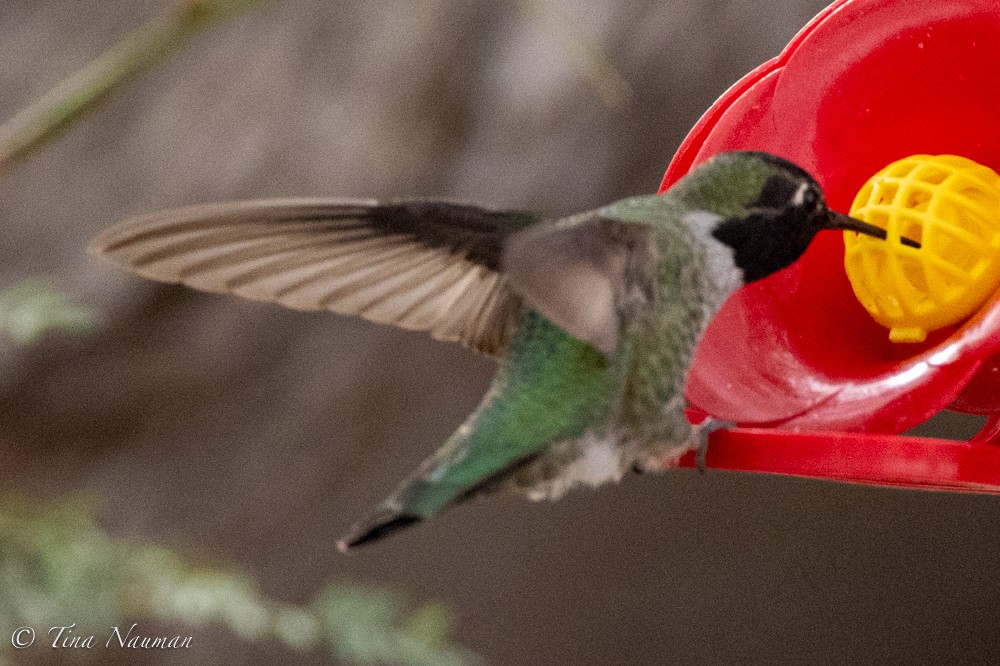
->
xmin=2 ymin=0 xmax=999 ymax=663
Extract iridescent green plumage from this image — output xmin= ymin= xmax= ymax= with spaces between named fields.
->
xmin=341 ymin=153 xmax=880 ymax=549
xmin=89 ymin=151 xmax=897 ymax=551
xmin=342 ymin=161 xmax=774 ymax=546
xmin=388 ymin=309 xmax=613 ymax=517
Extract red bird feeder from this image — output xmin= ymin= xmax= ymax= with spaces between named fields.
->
xmin=665 ymin=0 xmax=1000 ymax=490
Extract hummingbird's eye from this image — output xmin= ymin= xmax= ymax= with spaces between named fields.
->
xmin=801 ymin=187 xmax=820 ymax=210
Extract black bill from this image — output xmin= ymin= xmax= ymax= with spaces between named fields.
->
xmin=825 ymin=210 xmax=921 ymax=249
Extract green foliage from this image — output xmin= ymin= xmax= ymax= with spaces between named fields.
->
xmin=0 ymin=279 xmax=99 ymax=344
xmin=317 ymin=588 xmax=477 ymax=666
xmin=0 ymin=498 xmax=480 ymax=665
xmin=0 ymin=4 xmax=484 ymax=665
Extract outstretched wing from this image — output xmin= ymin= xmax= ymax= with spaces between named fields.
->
xmin=91 ymin=198 xmax=540 ymax=355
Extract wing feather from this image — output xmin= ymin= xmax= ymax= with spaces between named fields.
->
xmin=91 ymin=198 xmax=540 ymax=355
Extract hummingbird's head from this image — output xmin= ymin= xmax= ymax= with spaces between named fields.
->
xmin=685 ymin=151 xmax=914 ymax=283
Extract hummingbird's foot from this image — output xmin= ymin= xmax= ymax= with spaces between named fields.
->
xmin=692 ymin=418 xmax=737 ymax=474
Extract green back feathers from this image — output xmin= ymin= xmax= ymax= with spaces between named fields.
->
xmin=396 ymin=309 xmax=615 ymax=517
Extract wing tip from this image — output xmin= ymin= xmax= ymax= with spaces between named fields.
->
xmin=88 ymin=229 xmax=120 ymax=258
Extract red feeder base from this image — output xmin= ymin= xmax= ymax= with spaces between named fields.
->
xmin=667 ymin=425 xmax=1000 ymax=494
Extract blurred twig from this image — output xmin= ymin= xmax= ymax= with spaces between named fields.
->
xmin=0 ymin=497 xmax=481 ymax=665
xmin=514 ymin=0 xmax=634 ymax=108
xmin=0 ymin=0 xmax=272 ymax=170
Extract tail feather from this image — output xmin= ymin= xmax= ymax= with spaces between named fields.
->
xmin=337 ymin=508 xmax=423 ymax=553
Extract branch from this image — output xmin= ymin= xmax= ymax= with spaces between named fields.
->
xmin=0 ymin=0 xmax=272 ymax=170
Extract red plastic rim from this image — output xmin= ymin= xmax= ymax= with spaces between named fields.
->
xmin=669 ymin=428 xmax=1000 ymax=494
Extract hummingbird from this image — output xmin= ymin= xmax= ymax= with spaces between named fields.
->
xmin=90 ymin=151 xmax=911 ymax=551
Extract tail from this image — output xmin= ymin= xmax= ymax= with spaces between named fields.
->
xmin=338 ymin=309 xmax=611 ymax=552
xmin=336 ymin=446 xmax=518 ymax=552
xmin=337 ymin=507 xmax=424 ymax=552
xmin=336 ymin=466 xmax=492 ymax=553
